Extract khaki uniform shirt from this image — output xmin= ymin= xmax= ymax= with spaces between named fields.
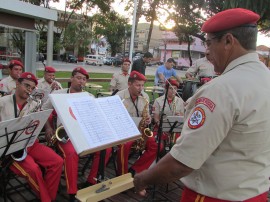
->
xmin=170 ymin=53 xmax=270 ymax=200
xmin=0 ymin=94 xmax=38 ymax=121
xmin=37 ymin=77 xmax=62 ymax=92
xmin=152 ymin=95 xmax=184 ymax=117
xmin=116 ymin=88 xmax=149 ymax=117
xmin=0 ymin=76 xmax=16 ymax=94
xmin=110 ymin=72 xmax=129 ymax=91
xmin=187 ymin=57 xmax=215 ymax=78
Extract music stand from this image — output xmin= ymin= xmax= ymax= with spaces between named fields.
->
xmin=0 ymin=110 xmax=52 ymax=202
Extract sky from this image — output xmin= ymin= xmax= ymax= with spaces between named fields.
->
xmin=50 ymin=0 xmax=270 ymax=47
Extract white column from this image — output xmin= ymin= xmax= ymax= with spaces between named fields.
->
xmin=25 ymin=31 xmax=37 ymax=74
xmin=46 ymin=20 xmax=54 ymax=66
xmin=128 ymin=0 xmax=137 ymax=73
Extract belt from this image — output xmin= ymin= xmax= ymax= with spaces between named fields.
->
xmin=180 ymin=187 xmax=267 ymax=202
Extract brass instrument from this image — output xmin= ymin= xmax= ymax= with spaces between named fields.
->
xmin=132 ymin=96 xmax=153 ymax=152
xmin=28 ymin=93 xmax=42 ymax=113
xmin=48 ymin=125 xmax=69 ymax=146
xmin=50 ymin=78 xmax=62 ymax=92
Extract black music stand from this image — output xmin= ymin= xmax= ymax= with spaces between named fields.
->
xmin=162 ymin=116 xmax=184 ymax=151
xmin=0 ymin=120 xmax=39 ymax=202
xmin=0 ymin=110 xmax=52 ymax=202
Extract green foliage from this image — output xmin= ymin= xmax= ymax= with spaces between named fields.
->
xmin=224 ymin=0 xmax=270 ymax=33
xmin=92 ymin=11 xmax=129 ymax=56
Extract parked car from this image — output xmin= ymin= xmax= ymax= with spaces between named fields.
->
xmin=103 ymin=57 xmax=113 ymax=65
xmin=112 ymin=57 xmax=122 ymax=67
xmin=84 ymin=54 xmax=103 ymax=66
xmin=68 ymin=55 xmax=78 ymax=63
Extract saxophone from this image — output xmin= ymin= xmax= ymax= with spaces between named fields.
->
xmin=132 ymin=96 xmax=153 ymax=152
xmin=48 ymin=125 xmax=69 ymax=146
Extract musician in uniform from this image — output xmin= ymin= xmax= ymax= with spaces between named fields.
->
xmin=152 ymin=79 xmax=185 ymax=147
xmin=0 ymin=72 xmax=63 ymax=202
xmin=133 ymin=8 xmax=270 ymax=201
xmin=42 ymin=67 xmax=112 ymax=201
xmin=0 ymin=60 xmax=23 ymax=94
xmin=37 ymin=66 xmax=62 ymax=92
xmin=185 ymin=50 xmax=216 ymax=80
xmin=116 ymin=71 xmax=158 ymax=176
xmin=109 ymin=58 xmax=131 ymax=94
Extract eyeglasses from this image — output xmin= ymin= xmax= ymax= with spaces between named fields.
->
xmin=21 ymin=82 xmax=36 ymax=91
xmin=203 ymin=36 xmax=219 ymax=47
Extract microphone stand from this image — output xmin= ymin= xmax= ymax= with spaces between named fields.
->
xmin=151 ymin=80 xmax=170 ymax=201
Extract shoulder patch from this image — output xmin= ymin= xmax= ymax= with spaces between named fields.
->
xmin=196 ymin=97 xmax=215 ymax=112
xmin=188 ymin=107 xmax=206 ymax=129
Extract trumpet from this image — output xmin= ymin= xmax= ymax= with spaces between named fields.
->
xmin=28 ymin=93 xmax=42 ymax=113
xmin=50 ymin=78 xmax=62 ymax=92
xmin=48 ymin=125 xmax=69 ymax=146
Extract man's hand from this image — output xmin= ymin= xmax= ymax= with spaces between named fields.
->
xmin=133 ymin=172 xmax=147 ymax=196
xmin=144 ymin=115 xmax=151 ymax=126
xmin=45 ymin=127 xmax=54 ymax=143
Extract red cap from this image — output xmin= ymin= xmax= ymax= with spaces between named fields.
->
xmin=129 ymin=71 xmax=147 ymax=81
xmin=45 ymin=66 xmax=56 ymax=73
xmin=72 ymin=67 xmax=89 ymax=79
xmin=122 ymin=58 xmax=131 ymax=64
xmin=9 ymin=60 xmax=23 ymax=69
xmin=166 ymin=79 xmax=179 ymax=88
xmin=202 ymin=8 xmax=260 ymax=33
xmin=19 ymin=72 xmax=38 ymax=86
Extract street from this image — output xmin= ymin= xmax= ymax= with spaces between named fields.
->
xmin=36 ymin=61 xmax=187 ymax=77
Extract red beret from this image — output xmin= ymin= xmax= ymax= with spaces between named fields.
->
xmin=72 ymin=67 xmax=89 ymax=79
xmin=129 ymin=71 xmax=147 ymax=81
xmin=122 ymin=58 xmax=131 ymax=64
xmin=166 ymin=79 xmax=179 ymax=88
xmin=45 ymin=66 xmax=56 ymax=73
xmin=9 ymin=60 xmax=23 ymax=69
xmin=20 ymin=72 xmax=38 ymax=86
xmin=202 ymin=8 xmax=260 ymax=33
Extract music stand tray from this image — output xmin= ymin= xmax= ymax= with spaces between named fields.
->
xmin=162 ymin=116 xmax=184 ymax=133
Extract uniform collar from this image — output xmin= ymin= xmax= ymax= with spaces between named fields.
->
xmin=222 ymin=52 xmax=260 ymax=75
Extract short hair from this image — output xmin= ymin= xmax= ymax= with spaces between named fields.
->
xmin=128 ymin=77 xmax=136 ymax=83
xmin=212 ymin=26 xmax=258 ymax=51
xmin=143 ymin=52 xmax=153 ymax=58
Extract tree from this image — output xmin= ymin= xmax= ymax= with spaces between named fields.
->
xmin=169 ymin=0 xmax=225 ymax=65
xmin=93 ymin=11 xmax=129 ymax=56
xmin=223 ymin=0 xmax=270 ymax=33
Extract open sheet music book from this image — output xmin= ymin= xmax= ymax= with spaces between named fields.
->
xmin=49 ymin=93 xmax=141 ymax=156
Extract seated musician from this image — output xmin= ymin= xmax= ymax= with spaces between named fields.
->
xmin=185 ymin=50 xmax=215 ymax=80
xmin=0 ymin=60 xmax=23 ymax=94
xmin=116 ymin=71 xmax=157 ymax=176
xmin=37 ymin=66 xmax=62 ymax=93
xmin=109 ymin=58 xmax=130 ymax=95
xmin=42 ymin=67 xmax=112 ymax=201
xmin=0 ymin=72 xmax=63 ymax=202
xmin=152 ymin=79 xmax=185 ymax=147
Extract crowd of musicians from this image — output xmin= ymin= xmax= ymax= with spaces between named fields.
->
xmin=0 ymin=56 xmax=201 ymax=202
xmin=1 ymin=8 xmax=270 ymax=202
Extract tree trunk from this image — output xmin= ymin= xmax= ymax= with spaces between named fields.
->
xmin=187 ymin=35 xmax=192 ymax=66
xmin=135 ymin=0 xmax=143 ymax=35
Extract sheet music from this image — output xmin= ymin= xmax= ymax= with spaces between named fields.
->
xmin=0 ymin=110 xmax=52 ymax=156
xmin=50 ymin=92 xmax=141 ymax=155
xmin=68 ymin=96 xmax=115 ymax=147
xmin=97 ymin=96 xmax=140 ymax=139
